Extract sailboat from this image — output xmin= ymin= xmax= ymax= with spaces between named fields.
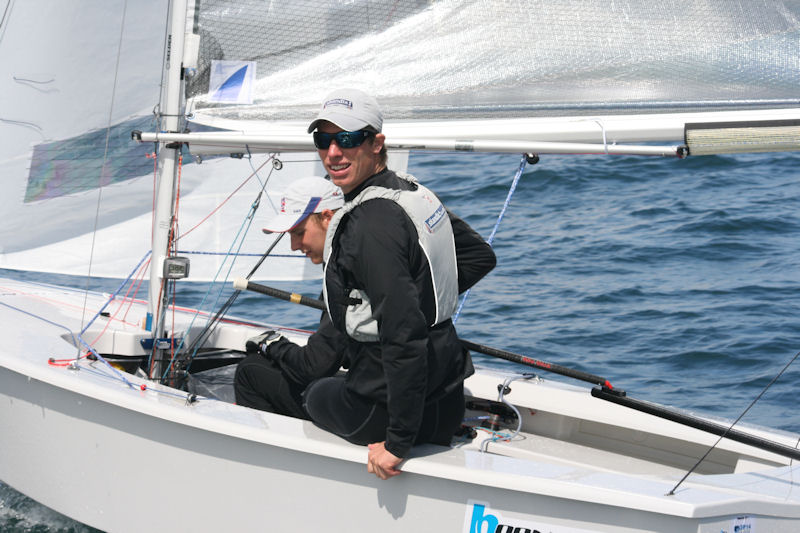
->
xmin=2 ymin=0 xmax=800 ymax=531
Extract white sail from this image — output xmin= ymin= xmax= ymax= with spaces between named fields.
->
xmin=3 ymin=0 xmax=799 ymax=280
xmin=188 ymin=0 xmax=800 ymax=121
xmin=159 ymin=0 xmax=800 ymax=157
xmin=0 ymin=0 xmax=322 ymax=281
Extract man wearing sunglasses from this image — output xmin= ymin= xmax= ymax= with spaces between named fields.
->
xmin=299 ymin=88 xmax=495 ymax=480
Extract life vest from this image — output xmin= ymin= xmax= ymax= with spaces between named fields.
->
xmin=322 ymin=172 xmax=458 ymax=342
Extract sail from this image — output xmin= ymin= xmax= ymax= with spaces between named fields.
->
xmin=3 ymin=0 xmax=799 ymax=280
xmin=187 ymin=0 xmax=800 ymax=124
xmin=0 ymin=0 xmax=321 ymax=281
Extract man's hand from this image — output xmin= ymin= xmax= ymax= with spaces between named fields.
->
xmin=245 ymin=330 xmax=284 ymax=358
xmin=367 ymin=441 xmax=403 ymax=480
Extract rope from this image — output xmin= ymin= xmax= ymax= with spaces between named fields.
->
xmin=86 ymin=257 xmax=150 ymax=347
xmin=478 ymin=373 xmax=536 ymax=452
xmin=80 ymin=252 xmax=151 ymax=337
xmin=174 ymin=250 xmax=299 ymax=258
xmin=453 ymin=154 xmax=528 ymax=322
xmin=175 ymin=155 xmax=272 ymax=242
xmin=165 ymin=231 xmax=286 ymax=380
xmin=0 ymin=300 xmax=135 ymax=389
xmin=158 ymin=155 xmax=280 ymax=380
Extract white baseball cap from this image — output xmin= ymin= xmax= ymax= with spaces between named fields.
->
xmin=307 ymin=88 xmax=383 ymax=133
xmin=262 ymin=177 xmax=344 ymax=233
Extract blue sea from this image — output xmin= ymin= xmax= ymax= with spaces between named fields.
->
xmin=2 ymin=149 xmax=799 ymax=531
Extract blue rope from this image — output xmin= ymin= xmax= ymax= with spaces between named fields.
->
xmin=453 ymin=154 xmax=528 ymax=323
xmin=0 ymin=296 xmax=203 ymax=401
xmin=159 ymin=198 xmax=259 ymax=380
xmin=0 ymin=295 xmax=199 ymax=401
xmin=80 ymin=251 xmax=151 ymax=336
xmin=175 ymin=250 xmax=300 ymax=258
xmin=0 ymin=299 xmax=135 ymax=389
xmin=77 ymin=363 xmax=197 ymax=402
xmin=161 ymin=158 xmax=275 ymax=379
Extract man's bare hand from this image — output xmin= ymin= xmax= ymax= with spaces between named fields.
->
xmin=367 ymin=441 xmax=403 ymax=480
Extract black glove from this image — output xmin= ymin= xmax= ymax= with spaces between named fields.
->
xmin=245 ymin=330 xmax=285 ymax=358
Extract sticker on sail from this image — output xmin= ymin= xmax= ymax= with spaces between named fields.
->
xmin=208 ymin=60 xmax=257 ymax=104
xmin=463 ymin=501 xmax=598 ymax=533
xmin=27 ymin=116 xmax=155 ymax=202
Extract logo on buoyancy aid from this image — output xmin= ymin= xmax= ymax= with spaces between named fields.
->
xmin=322 ymin=172 xmax=459 ymax=339
xmin=463 ymin=501 xmax=598 ymax=533
xmin=424 ymin=203 xmax=446 ymax=233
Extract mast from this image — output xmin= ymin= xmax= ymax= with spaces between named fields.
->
xmin=148 ymin=0 xmax=189 ymax=380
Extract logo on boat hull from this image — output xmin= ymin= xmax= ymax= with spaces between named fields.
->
xmin=728 ymin=515 xmax=754 ymax=533
xmin=463 ymin=501 xmax=598 ymax=533
xmin=463 ymin=503 xmax=757 ymax=533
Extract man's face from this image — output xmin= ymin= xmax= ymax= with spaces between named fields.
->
xmin=288 ymin=213 xmax=329 ymax=264
xmin=317 ymin=122 xmax=385 ymax=194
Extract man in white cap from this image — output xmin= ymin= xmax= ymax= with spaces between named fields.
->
xmin=300 ymin=88 xmax=495 ymax=480
xmin=234 ymin=176 xmax=347 ymax=417
xmin=306 ymin=88 xmax=387 ymax=195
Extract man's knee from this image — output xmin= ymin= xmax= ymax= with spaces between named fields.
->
xmin=234 ymin=354 xmax=280 ymax=408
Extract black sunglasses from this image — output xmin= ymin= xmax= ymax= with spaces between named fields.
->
xmin=313 ymin=130 xmax=374 ymax=149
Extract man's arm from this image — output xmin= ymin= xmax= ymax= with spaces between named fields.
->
xmin=268 ymin=311 xmax=347 ymax=386
xmin=448 ymin=210 xmax=496 ymax=293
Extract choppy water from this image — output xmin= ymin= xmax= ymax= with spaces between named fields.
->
xmin=2 ymin=149 xmax=799 ymax=530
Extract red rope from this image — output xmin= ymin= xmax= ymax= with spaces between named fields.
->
xmin=176 ymin=156 xmax=272 ymax=241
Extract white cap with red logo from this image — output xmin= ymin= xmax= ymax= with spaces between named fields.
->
xmin=262 ymin=176 xmax=344 ymax=233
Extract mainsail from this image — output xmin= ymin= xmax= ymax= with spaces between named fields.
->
xmin=187 ymin=0 xmax=800 ymax=122
xmin=144 ymin=0 xmax=800 ymax=157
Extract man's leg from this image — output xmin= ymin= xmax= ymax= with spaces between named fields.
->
xmin=302 ymin=376 xmax=388 ymax=444
xmin=234 ymin=353 xmax=309 ymax=419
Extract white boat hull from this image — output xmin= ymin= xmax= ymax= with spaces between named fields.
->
xmin=2 ymin=277 xmax=799 ymax=532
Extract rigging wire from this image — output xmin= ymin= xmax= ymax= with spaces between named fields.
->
xmin=167 ymin=231 xmax=287 ymax=382
xmin=453 ymin=153 xmax=529 ymax=323
xmin=144 ymin=146 xmax=269 ymax=377
xmin=158 ymin=150 xmax=282 ymax=381
xmin=667 ymin=348 xmax=800 ymax=496
xmin=86 ymin=259 xmax=150 ymax=347
xmin=45 ymin=253 xmax=151 ymax=368
xmin=173 ymin=152 xmax=273 ymax=242
xmin=78 ymin=0 xmax=130 ymax=361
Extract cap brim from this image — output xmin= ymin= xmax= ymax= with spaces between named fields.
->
xmin=261 ymin=212 xmax=309 ymax=234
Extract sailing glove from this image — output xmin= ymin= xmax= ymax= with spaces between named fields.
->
xmin=245 ymin=330 xmax=285 ymax=360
